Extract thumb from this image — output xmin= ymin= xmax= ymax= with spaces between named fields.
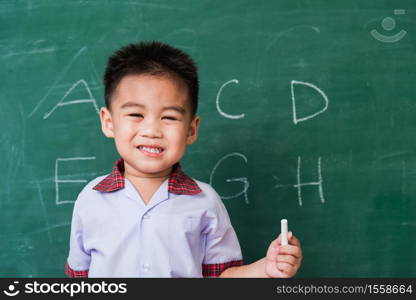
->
xmin=266 ymin=239 xmax=279 ymax=261
xmin=275 ymin=233 xmax=282 ymax=246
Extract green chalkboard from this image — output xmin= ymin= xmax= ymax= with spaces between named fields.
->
xmin=1 ymin=0 xmax=416 ymax=277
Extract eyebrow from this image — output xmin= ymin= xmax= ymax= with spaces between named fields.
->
xmin=120 ymin=102 xmax=145 ymax=109
xmin=163 ymin=106 xmax=186 ymax=114
xmin=120 ymin=102 xmax=186 ymax=114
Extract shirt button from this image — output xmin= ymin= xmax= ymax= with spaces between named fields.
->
xmin=142 ymin=263 xmax=151 ymax=272
xmin=143 ymin=213 xmax=151 ymax=219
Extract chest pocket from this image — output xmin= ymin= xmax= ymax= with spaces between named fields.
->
xmin=169 ymin=216 xmax=200 ymax=240
xmin=166 ymin=215 xmax=204 ymax=262
xmin=149 ymin=213 xmax=201 ymax=245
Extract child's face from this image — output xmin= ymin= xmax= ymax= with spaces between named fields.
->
xmin=99 ymin=74 xmax=200 ymax=178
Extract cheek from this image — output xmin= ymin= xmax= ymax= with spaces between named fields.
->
xmin=114 ymin=121 xmax=137 ymax=138
xmin=164 ymin=126 xmax=188 ymax=144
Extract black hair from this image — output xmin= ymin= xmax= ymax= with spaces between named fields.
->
xmin=104 ymin=41 xmax=199 ymax=116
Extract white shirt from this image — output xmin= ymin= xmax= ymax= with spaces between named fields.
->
xmin=66 ymin=159 xmax=243 ymax=277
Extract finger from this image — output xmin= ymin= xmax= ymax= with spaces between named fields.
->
xmin=265 ymin=265 xmax=286 ymax=278
xmin=266 ymin=243 xmax=279 ymax=261
xmin=276 ymin=262 xmax=295 ymax=277
xmin=274 ymin=234 xmax=282 ymax=246
xmin=278 ymin=245 xmax=302 ymax=259
xmin=269 ymin=235 xmax=284 ymax=250
xmin=288 ymin=232 xmax=301 ymax=247
xmin=277 ymin=254 xmax=296 ymax=267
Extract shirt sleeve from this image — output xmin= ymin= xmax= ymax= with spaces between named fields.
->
xmin=202 ymin=191 xmax=243 ymax=277
xmin=66 ymin=200 xmax=91 ymax=277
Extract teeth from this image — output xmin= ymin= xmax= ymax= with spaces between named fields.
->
xmin=140 ymin=146 xmax=162 ymax=153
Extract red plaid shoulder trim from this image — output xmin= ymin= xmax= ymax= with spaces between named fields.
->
xmin=202 ymin=260 xmax=244 ymax=277
xmin=168 ymin=164 xmax=202 ymax=195
xmin=65 ymin=263 xmax=88 ymax=278
xmin=93 ymin=158 xmax=125 ymax=192
xmin=93 ymin=159 xmax=201 ymax=195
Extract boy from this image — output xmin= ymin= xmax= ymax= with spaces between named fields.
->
xmin=66 ymin=41 xmax=302 ymax=277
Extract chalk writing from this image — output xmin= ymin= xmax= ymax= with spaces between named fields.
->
xmin=291 ymin=80 xmax=328 ymax=124
xmin=216 ymin=79 xmax=245 ymax=119
xmin=55 ymin=157 xmax=96 ymax=205
xmin=29 ymin=47 xmax=87 ymax=118
xmin=43 ymin=79 xmax=99 ymax=119
xmin=274 ymin=157 xmax=325 ymax=206
xmin=295 ymin=156 xmax=325 ymax=206
xmin=209 ymin=152 xmax=250 ymax=204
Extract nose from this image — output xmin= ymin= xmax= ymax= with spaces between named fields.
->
xmin=138 ymin=118 xmax=162 ymax=139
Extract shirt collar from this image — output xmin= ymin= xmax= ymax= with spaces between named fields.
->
xmin=93 ymin=158 xmax=202 ymax=195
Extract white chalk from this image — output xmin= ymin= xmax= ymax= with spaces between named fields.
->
xmin=281 ymin=219 xmax=288 ymax=246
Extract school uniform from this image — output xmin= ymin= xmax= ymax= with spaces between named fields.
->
xmin=66 ymin=159 xmax=243 ymax=277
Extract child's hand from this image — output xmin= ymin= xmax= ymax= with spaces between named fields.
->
xmin=265 ymin=232 xmax=303 ymax=278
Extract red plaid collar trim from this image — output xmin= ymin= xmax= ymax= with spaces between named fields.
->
xmin=93 ymin=158 xmax=202 ymax=195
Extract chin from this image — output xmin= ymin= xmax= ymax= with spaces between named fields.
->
xmin=137 ymin=164 xmax=171 ymax=175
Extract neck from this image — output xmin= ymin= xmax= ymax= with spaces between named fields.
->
xmin=124 ymin=168 xmax=172 ymax=205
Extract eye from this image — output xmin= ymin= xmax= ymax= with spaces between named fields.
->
xmin=128 ymin=113 xmax=143 ymax=118
xmin=162 ymin=116 xmax=178 ymax=121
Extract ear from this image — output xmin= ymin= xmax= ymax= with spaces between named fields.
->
xmin=186 ymin=115 xmax=200 ymax=145
xmin=99 ymin=107 xmax=115 ymax=138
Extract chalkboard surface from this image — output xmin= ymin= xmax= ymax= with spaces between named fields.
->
xmin=1 ymin=0 xmax=416 ymax=277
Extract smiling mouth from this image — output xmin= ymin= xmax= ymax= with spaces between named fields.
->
xmin=137 ymin=145 xmax=165 ymax=156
